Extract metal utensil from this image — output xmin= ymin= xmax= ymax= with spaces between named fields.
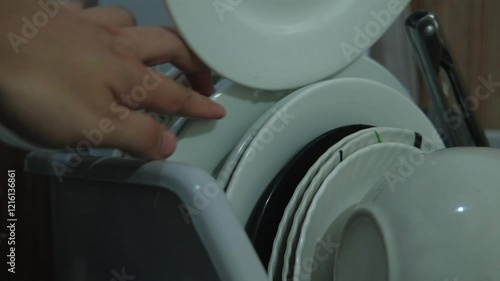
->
xmin=406 ymin=11 xmax=489 ymax=147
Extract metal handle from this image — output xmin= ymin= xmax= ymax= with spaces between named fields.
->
xmin=406 ymin=11 xmax=489 ymax=147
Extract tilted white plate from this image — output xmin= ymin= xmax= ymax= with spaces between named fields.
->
xmin=287 ymin=130 xmax=440 ymax=281
xmin=267 ymin=127 xmax=372 ymax=280
xmin=294 ymin=143 xmax=425 ymax=281
xmin=273 ymin=127 xmax=442 ymax=281
xmin=217 ymin=56 xmax=410 ymax=188
xmin=165 ymin=0 xmax=411 ymax=90
xmin=226 ymin=78 xmax=442 ymax=226
xmin=168 ymin=79 xmax=286 ymax=174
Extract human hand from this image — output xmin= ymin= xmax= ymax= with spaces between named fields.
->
xmin=0 ymin=2 xmax=225 ymax=159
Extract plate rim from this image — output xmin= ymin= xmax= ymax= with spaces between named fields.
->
xmin=165 ymin=0 xmax=411 ymax=90
xmin=282 ymin=128 xmax=439 ymax=280
xmin=226 ymin=77 xmax=442 ymax=225
xmin=218 ymin=55 xmax=411 ymax=189
xmin=268 ymin=126 xmax=375 ymax=279
xmin=293 ymin=143 xmax=425 ymax=281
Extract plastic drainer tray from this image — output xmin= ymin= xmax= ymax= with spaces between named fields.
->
xmin=25 ymin=152 xmax=267 ymax=281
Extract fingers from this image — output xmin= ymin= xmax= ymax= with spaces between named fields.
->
xmin=102 ymin=66 xmax=224 ymax=159
xmin=112 ymin=26 xmax=215 ymax=96
xmin=111 ymin=66 xmax=225 ymax=119
xmin=101 ymin=109 xmax=176 ymax=159
xmin=114 ymin=26 xmax=199 ymax=69
xmin=60 ymin=1 xmax=84 ymax=11
xmin=185 ymin=69 xmax=215 ymax=97
xmin=81 ymin=6 xmax=136 ymax=27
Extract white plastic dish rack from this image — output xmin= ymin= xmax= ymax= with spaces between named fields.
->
xmin=25 ymin=151 xmax=268 ymax=281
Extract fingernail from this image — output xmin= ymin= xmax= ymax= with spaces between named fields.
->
xmin=213 ymin=102 xmax=226 ymax=119
xmin=160 ymin=131 xmax=177 ymax=157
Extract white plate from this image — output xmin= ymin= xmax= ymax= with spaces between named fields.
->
xmin=294 ymin=143 xmax=425 ymax=281
xmin=165 ymin=0 xmax=411 ymax=90
xmin=282 ymin=129 xmax=440 ymax=281
xmin=267 ymin=127 xmax=372 ymax=280
xmin=226 ymin=78 xmax=442 ymax=225
xmin=167 ymin=79 xmax=286 ymax=174
xmin=273 ymin=127 xmax=442 ymax=280
xmin=334 ymin=57 xmax=410 ymax=100
xmin=217 ymin=56 xmax=410 ymax=189
xmin=114 ymin=56 xmax=410 ymax=162
xmin=215 ymin=90 xmax=298 ymax=186
xmin=111 ymin=77 xmax=283 ymax=161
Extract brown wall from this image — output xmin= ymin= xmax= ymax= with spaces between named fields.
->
xmin=411 ymin=0 xmax=500 ymax=129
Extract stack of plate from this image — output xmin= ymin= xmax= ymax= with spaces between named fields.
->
xmin=111 ymin=2 xmax=450 ymax=279
xmin=167 ymin=56 xmax=411 ymax=174
xmin=112 ymin=2 xmax=500 ymax=280
xmin=165 ymin=71 xmax=445 ymax=281
xmin=214 ymin=78 xmax=444 ymax=281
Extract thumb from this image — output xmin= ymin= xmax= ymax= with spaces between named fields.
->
xmin=104 ymin=110 xmax=177 ymax=160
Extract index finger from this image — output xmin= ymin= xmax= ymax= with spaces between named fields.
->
xmin=109 ymin=62 xmax=225 ymax=119
xmin=112 ymin=26 xmax=215 ymax=96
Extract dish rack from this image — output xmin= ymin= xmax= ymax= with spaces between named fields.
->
xmin=25 ymin=151 xmax=266 ymax=281
xmin=22 ymin=11 xmax=489 ymax=281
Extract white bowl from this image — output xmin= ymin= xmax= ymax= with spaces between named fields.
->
xmin=335 ymin=147 xmax=500 ymax=281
